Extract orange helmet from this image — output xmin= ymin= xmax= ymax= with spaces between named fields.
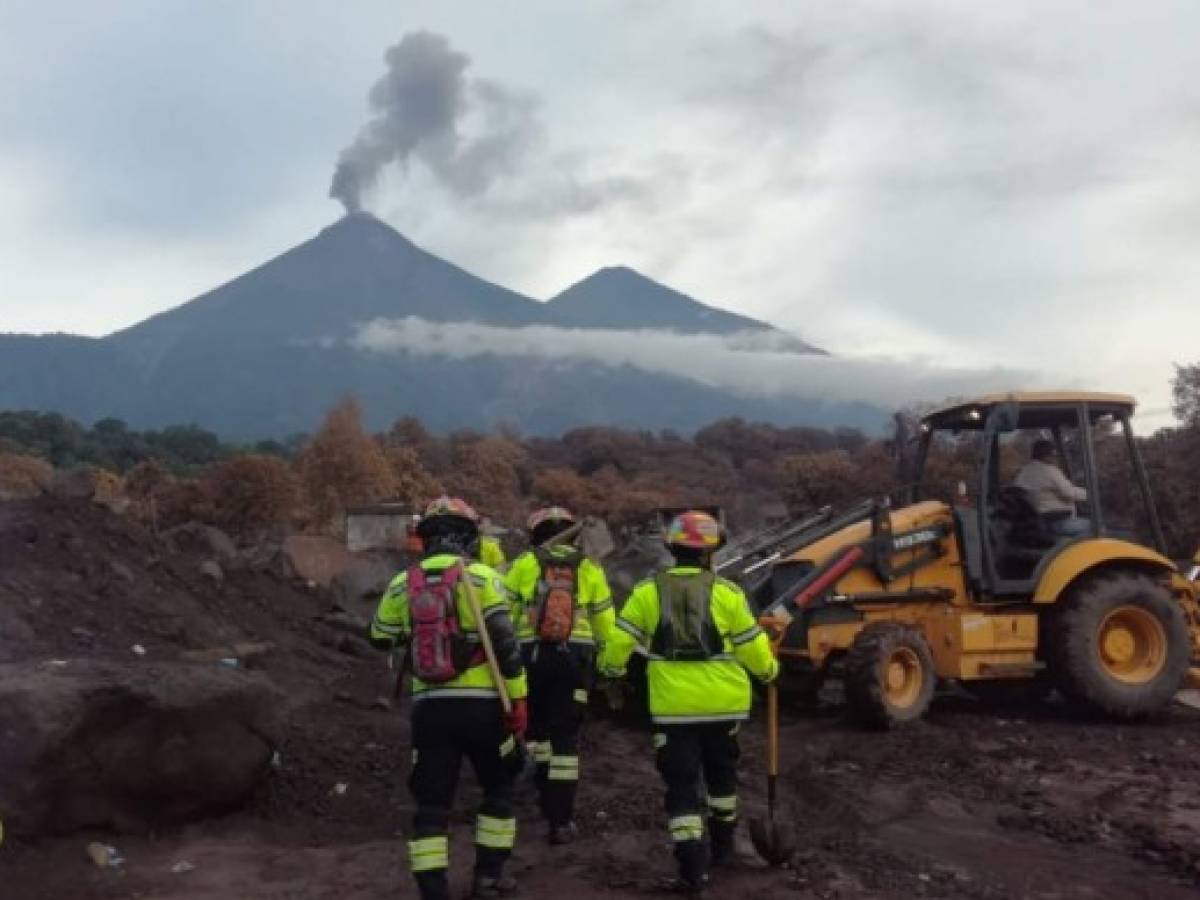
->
xmin=528 ymin=506 xmax=575 ymax=533
xmin=665 ymin=510 xmax=725 ymax=551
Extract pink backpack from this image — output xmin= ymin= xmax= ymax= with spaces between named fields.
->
xmin=408 ymin=563 xmax=473 ymax=683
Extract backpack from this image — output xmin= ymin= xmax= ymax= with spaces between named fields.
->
xmin=532 ymin=548 xmax=582 ymax=645
xmin=408 ymin=562 xmax=476 ymax=683
xmin=650 ymin=571 xmax=723 ymax=662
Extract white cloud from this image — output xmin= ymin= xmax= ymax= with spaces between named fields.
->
xmin=351 ymin=316 xmax=1043 ymax=410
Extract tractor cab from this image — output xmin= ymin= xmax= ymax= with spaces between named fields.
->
xmin=912 ymin=392 xmax=1164 ymax=599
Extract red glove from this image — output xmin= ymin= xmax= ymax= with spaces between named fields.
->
xmin=505 ymin=698 xmax=528 ymax=739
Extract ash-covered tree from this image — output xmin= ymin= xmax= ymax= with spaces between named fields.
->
xmin=202 ymin=454 xmax=300 ymax=533
xmin=1172 ymin=362 xmax=1200 ymax=428
xmin=297 ymin=398 xmax=397 ymax=531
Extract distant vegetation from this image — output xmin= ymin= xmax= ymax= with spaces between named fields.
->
xmin=1 ymin=363 xmax=1197 ymax=558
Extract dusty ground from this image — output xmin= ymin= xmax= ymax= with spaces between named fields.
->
xmin=3 ymin=496 xmax=1200 ymax=899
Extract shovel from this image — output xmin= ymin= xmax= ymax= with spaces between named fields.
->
xmin=749 ymin=681 xmax=796 ymax=865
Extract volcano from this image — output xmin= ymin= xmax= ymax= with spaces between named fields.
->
xmin=0 ymin=215 xmax=877 ymax=438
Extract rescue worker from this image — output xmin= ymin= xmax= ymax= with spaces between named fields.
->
xmin=479 ymin=517 xmax=508 ymax=572
xmin=369 ymin=496 xmax=528 ymax=900
xmin=505 ymin=506 xmax=615 ymax=844
xmin=599 ymin=510 xmax=778 ymax=893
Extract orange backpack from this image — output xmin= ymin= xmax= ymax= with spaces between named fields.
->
xmin=532 ymin=548 xmax=581 ymax=644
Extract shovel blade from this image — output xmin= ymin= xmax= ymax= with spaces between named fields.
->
xmin=749 ymin=816 xmax=796 ymax=867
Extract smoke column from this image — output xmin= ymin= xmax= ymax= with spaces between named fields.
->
xmin=330 ymin=31 xmax=538 ymax=212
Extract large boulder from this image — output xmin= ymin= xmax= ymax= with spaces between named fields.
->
xmin=279 ymin=534 xmax=356 ymax=586
xmin=331 ymin=554 xmax=402 ymax=607
xmin=0 ymin=660 xmax=285 ymax=836
xmin=162 ymin=522 xmax=238 ymax=564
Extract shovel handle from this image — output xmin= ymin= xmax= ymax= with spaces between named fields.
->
xmin=766 ymin=681 xmax=779 ymax=778
xmin=460 ymin=563 xmax=513 ymax=716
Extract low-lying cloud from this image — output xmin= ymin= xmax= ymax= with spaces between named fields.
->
xmin=351 ymin=317 xmax=1045 ymax=410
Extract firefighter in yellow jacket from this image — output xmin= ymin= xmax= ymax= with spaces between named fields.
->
xmin=505 ymin=506 xmax=614 ymax=844
xmin=600 ymin=510 xmax=778 ymax=893
xmin=370 ymin=497 xmax=528 ymax=900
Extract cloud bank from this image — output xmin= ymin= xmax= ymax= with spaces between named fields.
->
xmin=351 ymin=317 xmax=1043 ymax=410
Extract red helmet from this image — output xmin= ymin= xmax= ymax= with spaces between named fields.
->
xmin=665 ymin=510 xmax=725 ymax=550
xmin=421 ymin=496 xmax=479 ymax=525
xmin=528 ymin=506 xmax=575 ymax=533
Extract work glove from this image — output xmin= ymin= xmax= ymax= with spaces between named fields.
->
xmin=505 ymin=698 xmax=529 ymax=739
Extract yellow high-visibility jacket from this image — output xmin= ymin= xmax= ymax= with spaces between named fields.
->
xmin=479 ymin=535 xmax=507 ymax=571
xmin=600 ymin=566 xmax=778 ymax=724
xmin=370 ymin=554 xmax=527 ymax=702
xmin=505 ymin=545 xmax=615 ymax=649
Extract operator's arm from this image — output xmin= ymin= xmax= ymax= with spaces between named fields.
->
xmin=473 ymin=563 xmax=528 ymax=701
xmin=718 ymin=579 xmax=779 ymax=683
xmin=599 ymin=580 xmax=652 ymax=677
xmin=1050 ymin=466 xmax=1088 ymax=503
xmin=582 ymin=558 xmax=616 ymax=649
xmin=369 ymin=572 xmax=410 ymax=651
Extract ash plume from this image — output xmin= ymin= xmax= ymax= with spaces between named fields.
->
xmin=330 ymin=31 xmax=540 ymax=213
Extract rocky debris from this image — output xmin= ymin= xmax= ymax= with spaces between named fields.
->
xmin=330 ymin=554 xmax=399 ymax=607
xmin=162 ymin=522 xmax=238 ymax=565
xmin=46 ymin=467 xmax=127 ymax=513
xmin=0 ymin=659 xmax=285 ymax=837
xmin=178 ymin=642 xmax=274 ymax=666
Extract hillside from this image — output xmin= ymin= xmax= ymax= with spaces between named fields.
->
xmin=0 ymin=215 xmax=867 ymax=438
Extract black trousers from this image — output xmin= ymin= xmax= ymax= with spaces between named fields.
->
xmin=524 ymin=642 xmax=592 ymax=827
xmin=408 ymin=698 xmax=517 ymax=900
xmin=654 ymin=721 xmax=742 ymax=881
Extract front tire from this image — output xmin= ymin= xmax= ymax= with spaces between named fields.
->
xmin=1047 ymin=572 xmax=1189 ymax=719
xmin=844 ymin=623 xmax=936 ymax=729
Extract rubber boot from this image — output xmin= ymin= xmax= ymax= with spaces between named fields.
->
xmin=709 ymin=819 xmax=737 ymax=869
xmin=549 ymin=821 xmax=579 ymax=845
xmin=660 ymin=840 xmax=709 ymax=894
xmin=413 ymin=869 xmax=452 ymax=900
xmin=469 ymin=872 xmax=518 ymax=898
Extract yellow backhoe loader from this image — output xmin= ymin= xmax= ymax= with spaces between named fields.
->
xmin=737 ymin=392 xmax=1200 ymax=727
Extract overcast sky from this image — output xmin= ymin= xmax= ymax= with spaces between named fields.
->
xmin=1 ymin=1 xmax=1197 ymax=425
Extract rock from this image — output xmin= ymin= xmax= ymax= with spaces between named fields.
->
xmin=49 ymin=468 xmax=104 ymax=500
xmin=109 ymin=561 xmax=136 ymax=584
xmin=0 ymin=660 xmax=285 ymax=837
xmin=331 ymin=555 xmax=398 ymax=607
xmin=199 ymin=560 xmax=224 ymax=585
xmin=162 ymin=523 xmax=238 ymax=565
xmin=280 ymin=535 xmax=357 ymax=586
xmin=178 ymin=642 xmax=274 ymax=666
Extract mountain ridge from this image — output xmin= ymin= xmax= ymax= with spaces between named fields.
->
xmin=0 ymin=214 xmax=868 ymax=438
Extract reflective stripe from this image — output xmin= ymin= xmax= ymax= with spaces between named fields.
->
xmin=483 ymin=604 xmax=506 ymax=620
xmin=371 ymin=618 xmax=403 ymax=635
xmin=475 ymin=814 xmax=516 ymax=849
xmin=548 ymin=755 xmax=580 ymax=781
xmin=591 ymin=598 xmax=614 ymax=613
xmin=668 ymin=814 xmax=704 ymax=842
xmin=651 ymin=712 xmax=748 ymax=725
xmin=652 ymin=732 xmax=667 ymax=749
xmin=708 ymin=795 xmax=737 ymax=822
xmin=730 ymin=624 xmax=763 ymax=646
xmin=532 ymin=742 xmax=553 ymax=764
xmin=411 ymin=687 xmax=500 ymax=701
xmin=647 ymin=652 xmax=733 ymax=662
xmin=408 ymin=835 xmax=449 ymax=872
xmin=499 ymin=734 xmax=516 ymax=757
xmin=573 ymin=688 xmax=589 ymax=704
xmin=616 ymin=618 xmax=647 ymax=643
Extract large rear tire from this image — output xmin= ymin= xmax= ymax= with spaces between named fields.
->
xmin=1046 ymin=572 xmax=1189 ymax=719
xmin=844 ymin=622 xmax=936 ymax=729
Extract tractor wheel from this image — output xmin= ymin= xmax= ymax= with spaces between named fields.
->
xmin=1046 ymin=572 xmax=1190 ymax=719
xmin=844 ymin=623 xmax=936 ymax=728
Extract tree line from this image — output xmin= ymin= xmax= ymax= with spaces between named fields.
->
xmin=1 ymin=363 xmax=1197 ymax=558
